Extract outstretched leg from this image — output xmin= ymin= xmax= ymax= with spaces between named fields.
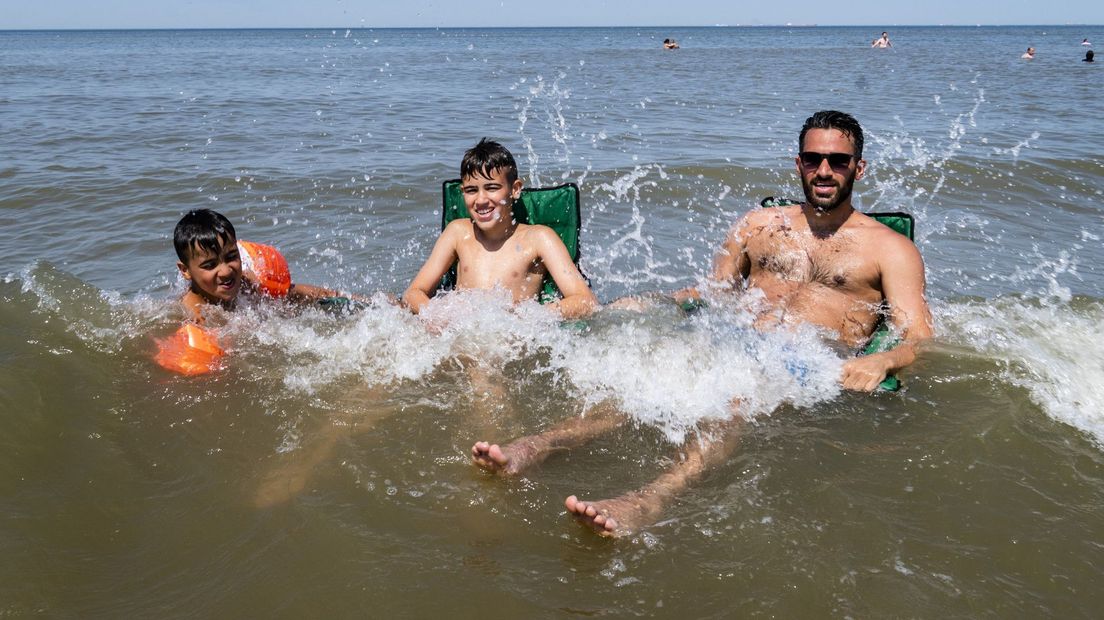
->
xmin=254 ymin=384 xmax=391 ymax=508
xmin=472 ymin=400 xmax=626 ymax=476
xmin=254 ymin=418 xmax=346 ymax=508
xmin=565 ymin=415 xmax=745 ymax=537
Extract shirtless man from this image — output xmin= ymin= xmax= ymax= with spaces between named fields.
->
xmin=472 ymin=111 xmax=933 ymax=535
xmin=872 ymin=32 xmax=891 ymax=48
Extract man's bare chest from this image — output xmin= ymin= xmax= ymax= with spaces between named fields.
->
xmin=746 ymin=232 xmax=875 ymax=292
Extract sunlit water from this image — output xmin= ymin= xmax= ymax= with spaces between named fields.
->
xmin=2 ymin=26 xmax=1103 ymax=616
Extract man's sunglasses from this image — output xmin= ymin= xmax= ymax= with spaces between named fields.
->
xmin=798 ymin=151 xmax=856 ymax=172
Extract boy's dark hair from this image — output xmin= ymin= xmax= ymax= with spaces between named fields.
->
xmin=461 ymin=138 xmax=518 ymax=184
xmin=173 ymin=209 xmax=237 ymax=262
xmin=799 ymin=110 xmax=864 ymax=159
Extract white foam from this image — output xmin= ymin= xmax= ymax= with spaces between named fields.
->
xmin=547 ymin=308 xmax=843 ymax=442
xmin=941 ymin=297 xmax=1104 ymax=446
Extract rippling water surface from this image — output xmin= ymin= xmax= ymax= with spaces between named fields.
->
xmin=2 ymin=26 xmax=1103 ymax=616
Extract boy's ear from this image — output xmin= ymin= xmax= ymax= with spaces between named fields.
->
xmin=511 ymin=178 xmax=523 ymax=200
xmin=177 ymin=260 xmax=192 ymax=281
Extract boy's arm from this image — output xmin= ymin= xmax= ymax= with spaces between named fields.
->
xmin=536 ymin=228 xmax=598 ymax=319
xmin=402 ymin=224 xmax=460 ymax=314
xmin=286 ymin=282 xmax=342 ymax=303
xmin=241 ymin=270 xmax=360 ymax=304
xmin=840 ymin=236 xmax=934 ymax=391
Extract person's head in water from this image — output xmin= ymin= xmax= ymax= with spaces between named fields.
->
xmin=796 ymin=111 xmax=866 ymax=213
xmin=173 ymin=209 xmax=243 ymax=306
xmin=1085 ymin=50 xmax=1095 ymax=62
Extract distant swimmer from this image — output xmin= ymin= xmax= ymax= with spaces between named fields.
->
xmin=663 ymin=38 xmax=680 ymax=50
xmin=1083 ymin=38 xmax=1092 ymax=46
xmin=871 ymin=31 xmax=891 ymax=48
xmin=1022 ymin=47 xmax=1036 ymax=60
xmin=1085 ymin=50 xmax=1095 ymax=63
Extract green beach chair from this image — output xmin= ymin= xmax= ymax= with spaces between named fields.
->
xmin=440 ymin=179 xmax=583 ymax=303
xmin=760 ymin=197 xmax=915 ymax=391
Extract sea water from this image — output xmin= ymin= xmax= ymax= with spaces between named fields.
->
xmin=1 ymin=26 xmax=1103 ymax=616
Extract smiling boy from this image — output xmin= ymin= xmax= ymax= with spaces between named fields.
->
xmin=174 ymin=208 xmax=343 ymax=320
xmin=402 ymin=139 xmax=597 ymax=319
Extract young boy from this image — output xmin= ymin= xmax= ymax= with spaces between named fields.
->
xmin=402 ymin=139 xmax=597 ymax=318
xmin=173 ymin=208 xmax=344 ymax=320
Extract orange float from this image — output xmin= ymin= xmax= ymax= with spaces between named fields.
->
xmin=154 ymin=324 xmax=225 ymax=375
xmin=238 ymin=240 xmax=291 ymax=297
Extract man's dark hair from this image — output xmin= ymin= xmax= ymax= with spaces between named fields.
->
xmin=461 ymin=138 xmax=519 ymax=184
xmin=799 ymin=110 xmax=864 ymax=159
xmin=173 ymin=209 xmax=237 ymax=262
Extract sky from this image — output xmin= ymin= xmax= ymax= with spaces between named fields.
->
xmin=2 ymin=0 xmax=1101 ymax=29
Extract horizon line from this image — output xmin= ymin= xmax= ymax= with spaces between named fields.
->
xmin=2 ymin=24 xmax=1102 ymax=32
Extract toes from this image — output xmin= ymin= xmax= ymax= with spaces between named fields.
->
xmin=487 ymin=444 xmax=508 ymax=466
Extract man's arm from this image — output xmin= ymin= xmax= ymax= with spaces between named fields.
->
xmin=536 ymin=227 xmax=598 ymax=319
xmin=711 ymin=217 xmax=753 ymax=287
xmin=840 ymin=236 xmax=934 ymax=391
xmin=402 ymin=224 xmax=460 ymax=314
xmin=671 ymin=214 xmax=754 ymax=305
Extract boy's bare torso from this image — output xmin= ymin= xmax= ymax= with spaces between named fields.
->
xmin=737 ymin=205 xmax=898 ymax=346
xmin=452 ymin=220 xmax=550 ymax=302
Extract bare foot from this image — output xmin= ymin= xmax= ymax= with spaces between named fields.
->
xmin=254 ymin=456 xmax=317 ymax=508
xmin=564 ymin=493 xmax=663 ymax=537
xmin=471 ymin=436 xmax=553 ymax=476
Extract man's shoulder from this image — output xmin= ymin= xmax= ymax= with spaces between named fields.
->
xmin=743 ymin=204 xmax=794 ymax=226
xmin=850 ymin=212 xmax=923 ymax=260
xmin=738 ymin=204 xmax=801 ymax=236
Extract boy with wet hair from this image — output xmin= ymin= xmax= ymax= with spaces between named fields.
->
xmin=173 ymin=208 xmax=345 ymax=320
xmin=402 ymin=138 xmax=597 ymax=318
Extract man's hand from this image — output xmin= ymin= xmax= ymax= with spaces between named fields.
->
xmin=840 ymin=354 xmax=892 ymax=392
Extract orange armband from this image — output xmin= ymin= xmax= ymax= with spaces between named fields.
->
xmin=238 ymin=240 xmax=292 ymax=297
xmin=154 ymin=324 xmax=225 ymax=375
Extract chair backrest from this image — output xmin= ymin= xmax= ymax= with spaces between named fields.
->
xmin=440 ymin=180 xmax=582 ymax=301
xmin=758 ymin=196 xmax=914 ymax=240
